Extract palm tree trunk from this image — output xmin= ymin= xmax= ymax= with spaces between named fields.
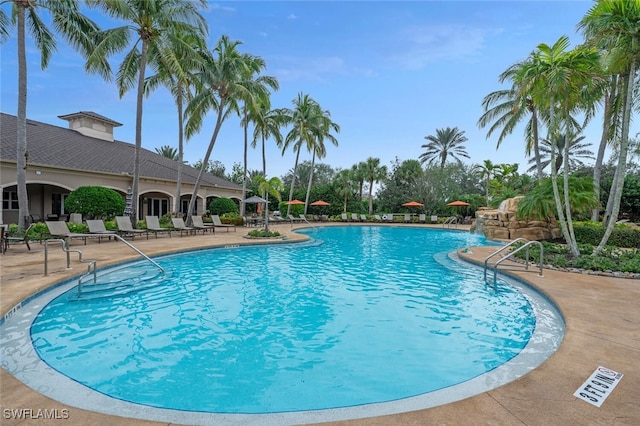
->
xmin=531 ymin=108 xmax=544 ymax=181
xmin=175 ymin=85 xmax=184 ymax=215
xmin=304 ymin=150 xmax=316 ymax=214
xmin=591 ymin=77 xmax=617 ymax=222
xmin=240 ymin=106 xmax=248 ymax=216
xmin=186 ymin=102 xmax=226 ymax=220
xmin=368 ymin=179 xmax=374 ymax=214
xmin=286 ymin=145 xmax=301 ymax=216
xmin=16 ymin=4 xmax=29 ymax=230
xmin=130 ymin=39 xmax=149 ymax=226
xmin=596 ymin=56 xmax=636 ymax=254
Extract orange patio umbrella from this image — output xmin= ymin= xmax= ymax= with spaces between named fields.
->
xmin=287 ymin=199 xmax=306 ymax=205
xmin=310 ymin=200 xmax=330 ymax=206
xmin=447 ymin=200 xmax=470 ymax=207
xmin=402 ymin=201 xmax=424 ymax=207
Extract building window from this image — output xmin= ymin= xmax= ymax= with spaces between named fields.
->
xmin=2 ymin=190 xmax=19 ymax=210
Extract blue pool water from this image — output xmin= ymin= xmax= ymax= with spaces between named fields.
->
xmin=30 ymin=226 xmax=535 ymax=413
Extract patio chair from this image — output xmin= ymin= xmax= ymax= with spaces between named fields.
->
xmin=115 ymin=216 xmax=149 ymax=240
xmin=288 ymin=214 xmax=304 ymax=224
xmin=191 ymin=216 xmax=215 ymax=233
xmin=374 ymin=214 xmax=382 ymax=222
xmin=86 ymin=219 xmax=117 ymax=243
xmin=212 ymin=215 xmax=236 ymax=232
xmin=3 ymin=223 xmax=34 ymax=252
xmin=44 ymin=220 xmax=88 ymax=245
xmin=145 ymin=216 xmax=173 ymax=238
xmin=430 ymin=215 xmax=438 ymax=224
xmin=298 ymin=214 xmax=311 ymax=223
xmin=361 ymin=214 xmax=368 ymax=222
xmin=341 ymin=213 xmax=348 ymax=222
xmin=351 ymin=213 xmax=360 ymax=222
xmin=418 ymin=214 xmax=426 ymax=223
xmin=404 ymin=214 xmax=411 ymax=223
xmin=386 ymin=214 xmax=394 ymax=222
xmin=171 ymin=217 xmax=198 ymax=236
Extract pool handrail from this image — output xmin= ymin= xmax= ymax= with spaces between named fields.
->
xmin=484 ymin=238 xmax=544 ymax=289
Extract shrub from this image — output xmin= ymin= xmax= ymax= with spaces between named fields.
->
xmin=573 ymin=222 xmax=640 ymax=248
xmin=209 ymin=198 xmax=238 ymax=216
xmin=64 ymin=186 xmax=125 ymax=219
xmin=247 ymin=229 xmax=281 ymax=238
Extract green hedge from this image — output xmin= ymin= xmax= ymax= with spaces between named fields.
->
xmin=573 ymin=222 xmax=640 ymax=249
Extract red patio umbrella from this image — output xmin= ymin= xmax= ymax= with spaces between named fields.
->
xmin=402 ymin=201 xmax=424 ymax=207
xmin=287 ymin=199 xmax=306 ymax=205
xmin=310 ymin=200 xmax=330 ymax=206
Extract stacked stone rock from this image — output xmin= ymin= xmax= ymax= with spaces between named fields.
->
xmin=471 ymin=196 xmax=563 ymax=241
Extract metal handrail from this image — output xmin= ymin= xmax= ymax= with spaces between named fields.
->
xmin=112 ymin=234 xmax=164 ymax=273
xmin=484 ymin=239 xmax=544 ymax=289
xmin=442 ymin=216 xmax=458 ymax=228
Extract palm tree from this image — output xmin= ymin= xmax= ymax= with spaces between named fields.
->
xmin=1 ymin=1 xmax=98 ymax=229
xmin=334 ymin=169 xmax=356 ymax=213
xmin=419 ymin=127 xmax=470 ymax=168
xmin=85 ymin=0 xmax=207 ymax=225
xmin=145 ymin=30 xmax=206 ymax=214
xmin=526 ymin=131 xmax=594 ymax=174
xmin=155 ymin=145 xmax=179 ymax=160
xmin=184 ymin=35 xmax=265 ymax=223
xmin=280 ymin=93 xmax=326 ymax=216
xmin=473 ymin=159 xmax=498 ymax=204
xmin=254 ymin=176 xmax=283 ymax=232
xmin=303 ymin=108 xmax=340 ymax=214
xmin=478 ymin=62 xmax=546 ymax=180
xmin=351 ymin=162 xmax=367 ymax=201
xmin=580 ymin=0 xmax=640 ymax=253
xmin=233 ymin=55 xmax=278 ymax=217
xmin=516 ymin=36 xmax=604 ymax=256
xmin=251 ymin=100 xmax=287 ymax=178
xmin=362 ymin=157 xmax=387 ymax=214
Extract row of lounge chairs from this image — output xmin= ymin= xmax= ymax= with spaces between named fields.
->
xmin=43 ymin=215 xmax=236 ymax=245
xmin=340 ymin=213 xmax=440 ymax=223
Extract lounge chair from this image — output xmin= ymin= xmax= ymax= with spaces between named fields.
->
xmin=386 ymin=214 xmax=394 ymax=222
xmin=341 ymin=213 xmax=348 ymax=222
xmin=404 ymin=214 xmax=411 ymax=223
xmin=419 ymin=214 xmax=426 ymax=223
xmin=374 ymin=214 xmax=382 ymax=222
xmin=430 ymin=215 xmax=438 ymax=224
xmin=191 ymin=216 xmax=215 ymax=233
xmin=298 ymin=214 xmax=311 ymax=223
xmin=288 ymin=214 xmax=304 ymax=224
xmin=171 ymin=218 xmax=198 ymax=236
xmin=212 ymin=215 xmax=236 ymax=232
xmin=145 ymin=216 xmax=173 ymax=238
xmin=115 ymin=216 xmax=149 ymax=240
xmin=45 ymin=221 xmax=88 ymax=245
xmin=3 ymin=223 xmax=34 ymax=252
xmin=351 ymin=213 xmax=360 ymax=222
xmin=360 ymin=214 xmax=368 ymax=222
xmin=86 ymin=219 xmax=117 ymax=243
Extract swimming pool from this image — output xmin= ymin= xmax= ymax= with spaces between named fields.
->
xmin=1 ymin=226 xmax=564 ymax=424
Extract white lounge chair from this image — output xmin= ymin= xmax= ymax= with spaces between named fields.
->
xmin=418 ymin=214 xmax=426 ymax=223
xmin=212 ymin=215 xmax=236 ymax=232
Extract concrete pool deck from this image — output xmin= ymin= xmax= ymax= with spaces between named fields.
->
xmin=1 ymin=222 xmax=638 ymax=425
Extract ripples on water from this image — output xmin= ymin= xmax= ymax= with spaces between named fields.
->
xmin=31 ymin=226 xmax=534 ymax=413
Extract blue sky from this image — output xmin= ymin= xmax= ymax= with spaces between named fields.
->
xmin=2 ymin=0 xmax=628 ymax=180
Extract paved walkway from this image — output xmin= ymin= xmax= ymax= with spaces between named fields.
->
xmin=1 ymin=222 xmax=638 ymax=425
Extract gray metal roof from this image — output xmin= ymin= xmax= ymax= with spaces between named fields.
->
xmin=0 ymin=112 xmax=240 ymax=190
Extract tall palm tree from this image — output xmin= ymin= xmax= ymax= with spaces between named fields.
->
xmin=478 ymin=61 xmax=546 ymax=180
xmin=516 ymin=36 xmax=604 ymax=256
xmin=280 ymin=93 xmax=325 ymax=216
xmin=334 ymin=169 xmax=355 ymax=213
xmin=580 ymin=0 xmax=640 ymax=253
xmin=527 ymin=131 xmax=595 ymax=174
xmin=303 ymin=107 xmax=339 ymax=214
xmin=145 ymin=30 xmax=206 ymax=214
xmin=184 ymin=35 xmax=265 ymax=223
xmin=419 ymin=127 xmax=470 ymax=168
xmin=251 ymin=100 xmax=287 ymax=177
xmin=351 ymin=162 xmax=367 ymax=201
xmin=85 ymin=0 xmax=207 ymax=225
xmin=1 ymin=1 xmax=98 ymax=229
xmin=362 ymin=157 xmax=387 ymax=214
xmin=233 ymin=55 xmax=278 ymax=216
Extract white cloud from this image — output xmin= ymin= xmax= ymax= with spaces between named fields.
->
xmin=271 ymin=55 xmax=373 ymax=82
xmin=287 ymin=13 xmax=297 ymax=20
xmin=388 ymin=25 xmax=497 ymax=69
xmin=209 ymin=3 xmax=236 ymax=13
